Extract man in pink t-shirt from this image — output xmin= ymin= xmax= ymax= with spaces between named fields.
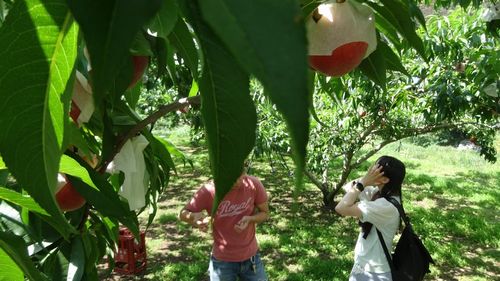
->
xmin=179 ymin=173 xmax=269 ymax=281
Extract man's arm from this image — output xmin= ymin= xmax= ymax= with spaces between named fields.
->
xmin=234 ymin=201 xmax=269 ymax=233
xmin=253 ymin=201 xmax=270 ymax=223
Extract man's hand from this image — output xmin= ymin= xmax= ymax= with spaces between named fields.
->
xmin=234 ymin=216 xmax=253 ymax=233
xmin=190 ymin=212 xmax=210 ymax=232
xmin=180 ymin=209 xmax=210 ymax=232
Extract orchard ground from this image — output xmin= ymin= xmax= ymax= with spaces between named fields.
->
xmin=100 ymin=128 xmax=499 ymax=281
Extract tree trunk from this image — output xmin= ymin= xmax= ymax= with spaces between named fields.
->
xmin=304 ymin=121 xmax=470 ymax=209
xmin=304 ymin=169 xmax=334 ymax=208
xmin=324 ymin=151 xmax=353 ymax=205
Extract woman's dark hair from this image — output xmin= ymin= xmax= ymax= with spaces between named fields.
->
xmin=360 ymin=155 xmax=406 ymax=238
xmin=376 ymin=155 xmax=406 ymax=197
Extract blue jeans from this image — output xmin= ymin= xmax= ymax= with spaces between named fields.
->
xmin=209 ymin=252 xmax=268 ymax=281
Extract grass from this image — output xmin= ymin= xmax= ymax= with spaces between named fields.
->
xmin=101 ymin=131 xmax=499 ymax=281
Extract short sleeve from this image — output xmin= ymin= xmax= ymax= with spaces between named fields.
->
xmin=185 ymin=183 xmax=214 ymax=213
xmin=358 ymin=186 xmax=378 ymax=201
xmin=358 ymin=198 xmax=398 ymax=228
xmin=251 ymin=177 xmax=268 ymax=205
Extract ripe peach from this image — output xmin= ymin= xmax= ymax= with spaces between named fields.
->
xmin=55 ymin=174 xmax=86 ymax=212
xmin=306 ymin=0 xmax=377 ymax=77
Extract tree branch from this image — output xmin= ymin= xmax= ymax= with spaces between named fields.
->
xmin=304 ymin=169 xmax=328 ymax=192
xmin=352 ymin=122 xmax=473 ymax=169
xmin=373 ymin=121 xmax=495 ymax=136
xmin=326 ymin=122 xmax=460 ymax=203
xmin=326 ymin=150 xmax=353 ymax=204
xmin=352 ymin=139 xmax=393 ymax=170
xmin=358 ymin=121 xmax=378 ymax=141
xmin=98 ymin=95 xmax=201 ymax=173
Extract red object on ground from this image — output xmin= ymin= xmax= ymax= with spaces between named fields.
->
xmin=114 ymin=228 xmax=147 ymax=275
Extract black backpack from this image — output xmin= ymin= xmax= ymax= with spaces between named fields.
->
xmin=376 ymin=197 xmax=435 ymax=281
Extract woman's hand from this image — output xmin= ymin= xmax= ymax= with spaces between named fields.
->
xmin=359 ymin=164 xmax=385 ymax=187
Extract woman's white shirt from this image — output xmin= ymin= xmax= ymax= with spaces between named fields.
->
xmin=352 ymin=186 xmax=400 ymax=274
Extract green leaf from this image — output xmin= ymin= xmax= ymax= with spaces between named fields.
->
xmin=408 ymin=1 xmax=426 ymax=30
xmin=39 ymin=245 xmax=64 ymax=280
xmin=158 ymin=137 xmax=191 ymax=166
xmin=67 ymin=236 xmax=84 ymax=281
xmin=147 ymin=0 xmax=178 ymax=41
xmin=459 ymin=0 xmax=472 ymax=9
xmin=0 ymin=246 xmax=24 ymax=281
xmin=100 ymin=110 xmax=118 ymax=170
xmin=102 ymin=217 xmax=119 ymax=244
xmin=0 ymin=170 xmax=7 ymax=186
xmin=187 ymin=2 xmax=256 ymax=213
xmin=0 ymin=231 xmax=50 ymax=281
xmin=308 ymin=71 xmax=328 ymax=127
xmin=369 ymin=8 xmax=402 ymax=48
xmin=377 ymin=40 xmax=409 ymax=76
xmin=65 ymin=123 xmax=92 ymax=160
xmin=59 ymin=156 xmax=96 ymax=188
xmin=130 ymin=31 xmax=154 ymax=56
xmin=59 ymin=157 xmax=139 ymax=237
xmin=70 ymin=173 xmax=139 ymax=236
xmin=124 ymin=82 xmax=142 ymax=110
xmin=188 ymin=80 xmax=199 ymax=97
xmin=0 ymin=1 xmax=5 ymax=23
xmin=359 ymin=47 xmax=387 ymax=89
xmin=0 ymin=0 xmax=78 ymax=239
xmin=199 ymin=0 xmax=310 ymax=187
xmin=366 ymin=2 xmax=403 ymax=35
xmin=0 ymin=187 xmax=49 ymax=216
xmin=149 ymin=137 xmax=177 ymax=174
xmin=168 ymin=18 xmax=200 ymax=78
xmin=67 ymin=0 xmax=161 ymax=103
xmin=42 ymin=239 xmax=80 ymax=281
xmin=164 ymin=42 xmax=179 ymax=85
xmin=82 ymin=232 xmax=101 ymax=274
xmin=378 ymin=0 xmax=427 ymax=59
xmin=0 ymin=202 xmax=31 ymax=241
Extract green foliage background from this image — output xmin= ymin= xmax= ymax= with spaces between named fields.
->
xmin=0 ymin=0 xmax=497 ymax=280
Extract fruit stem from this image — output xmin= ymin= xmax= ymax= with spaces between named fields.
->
xmin=312 ymin=8 xmax=322 ymax=22
xmin=336 ymin=0 xmax=346 ymax=3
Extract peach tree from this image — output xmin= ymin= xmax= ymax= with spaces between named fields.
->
xmin=255 ymin=6 xmax=498 ymax=207
xmin=0 ymin=0 xmax=497 ymax=280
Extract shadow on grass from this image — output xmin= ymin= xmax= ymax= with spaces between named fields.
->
xmin=403 ymin=170 xmax=500 ymax=280
xmin=100 ymin=151 xmax=499 ymax=281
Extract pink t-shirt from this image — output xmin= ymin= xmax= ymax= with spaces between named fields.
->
xmin=185 ymin=175 xmax=268 ymax=262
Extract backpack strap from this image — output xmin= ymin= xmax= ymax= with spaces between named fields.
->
xmin=375 ymin=197 xmax=408 ymax=278
xmin=385 ymin=197 xmax=412 ymax=228
xmin=376 ymin=229 xmax=396 ymax=277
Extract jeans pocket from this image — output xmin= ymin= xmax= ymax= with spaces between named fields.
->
xmin=253 ymin=253 xmax=264 ymax=267
xmin=209 ymin=256 xmax=239 ymax=281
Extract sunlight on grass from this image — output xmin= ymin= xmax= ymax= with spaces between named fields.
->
xmin=152 ymin=263 xmax=207 ymax=281
xmin=101 ymin=132 xmax=499 ymax=281
xmin=257 ymin=233 xmax=279 ymax=249
xmin=157 ymin=213 xmax=178 ymax=224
